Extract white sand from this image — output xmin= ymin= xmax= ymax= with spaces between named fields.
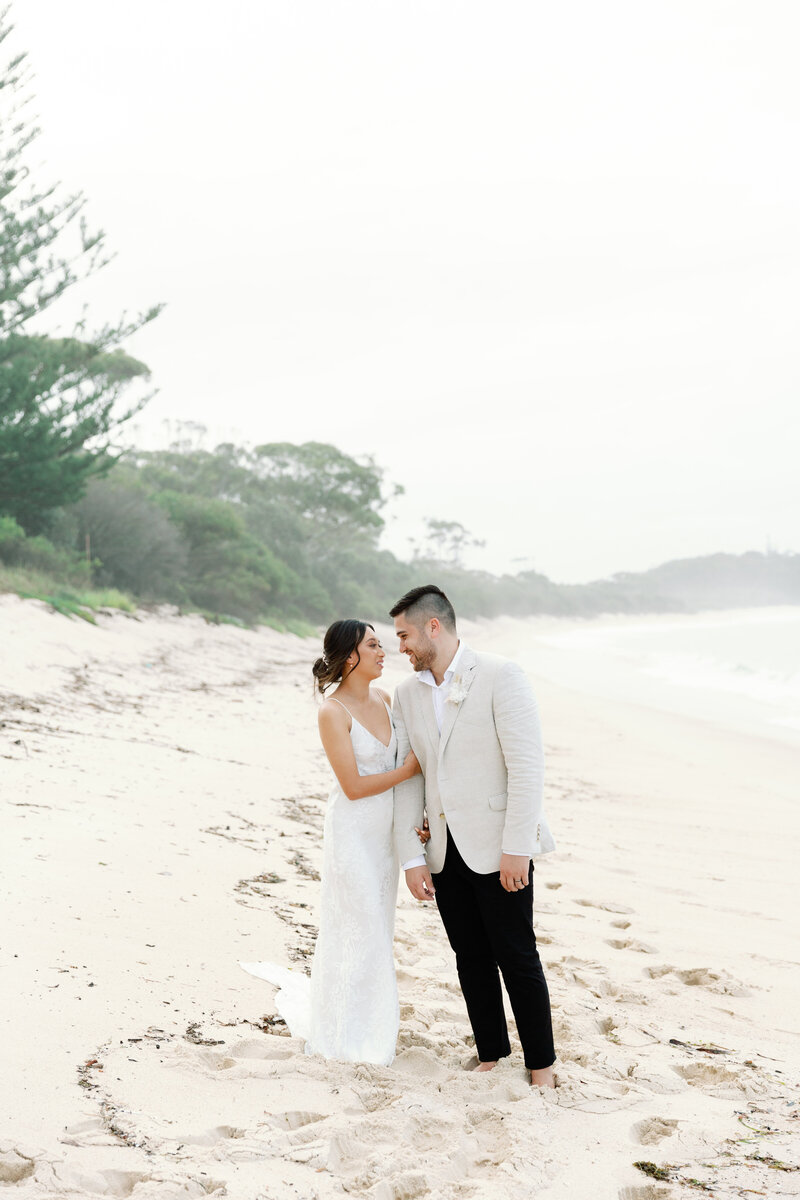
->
xmin=1 ymin=595 xmax=798 ymax=1199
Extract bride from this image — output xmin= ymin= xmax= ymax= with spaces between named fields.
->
xmin=242 ymin=620 xmax=423 ymax=1066
xmin=308 ymin=619 xmax=422 ymax=1064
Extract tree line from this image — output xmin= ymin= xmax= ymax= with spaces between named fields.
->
xmin=2 ymin=10 xmax=798 ymax=625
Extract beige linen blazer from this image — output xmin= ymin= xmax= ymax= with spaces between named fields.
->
xmin=392 ymin=647 xmax=555 ymax=875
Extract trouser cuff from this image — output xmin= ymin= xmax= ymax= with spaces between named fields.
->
xmin=525 ymin=1055 xmax=557 ymax=1071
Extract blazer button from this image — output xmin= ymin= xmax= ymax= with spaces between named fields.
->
xmin=439 ymin=812 xmax=445 ymax=819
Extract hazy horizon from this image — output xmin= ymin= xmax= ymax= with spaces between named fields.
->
xmin=13 ymin=1 xmax=800 ymax=583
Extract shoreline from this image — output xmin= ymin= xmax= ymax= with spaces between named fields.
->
xmin=2 ymin=596 xmax=798 ymax=1198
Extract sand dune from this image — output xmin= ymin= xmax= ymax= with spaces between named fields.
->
xmin=2 ymin=595 xmax=798 ymax=1198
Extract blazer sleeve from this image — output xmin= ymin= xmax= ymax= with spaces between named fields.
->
xmin=392 ymin=686 xmax=427 ymax=865
xmin=492 ymin=661 xmax=545 ymax=855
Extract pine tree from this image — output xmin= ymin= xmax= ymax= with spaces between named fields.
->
xmin=0 ymin=9 xmax=162 ymax=531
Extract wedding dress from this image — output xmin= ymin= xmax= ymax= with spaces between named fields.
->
xmin=241 ymin=698 xmax=400 ymax=1065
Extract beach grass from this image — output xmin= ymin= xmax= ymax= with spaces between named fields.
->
xmin=262 ymin=615 xmax=317 ymax=638
xmin=1 ymin=565 xmax=317 ymax=636
xmin=0 ymin=565 xmax=137 ymax=620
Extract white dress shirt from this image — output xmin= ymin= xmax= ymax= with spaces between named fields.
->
xmin=417 ymin=639 xmax=467 ymax=731
xmin=401 ymin=642 xmax=466 ymax=871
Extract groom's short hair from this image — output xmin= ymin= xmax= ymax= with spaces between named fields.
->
xmin=389 ymin=584 xmax=457 ymax=632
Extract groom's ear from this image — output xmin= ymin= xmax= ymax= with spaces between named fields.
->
xmin=428 ymin=617 xmax=441 ymax=639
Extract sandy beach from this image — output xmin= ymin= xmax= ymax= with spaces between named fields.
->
xmin=2 ymin=596 xmax=798 ymax=1199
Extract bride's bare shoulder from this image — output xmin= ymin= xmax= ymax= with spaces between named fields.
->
xmin=318 ymin=694 xmax=350 ymax=728
xmin=374 ymin=686 xmax=392 ymax=708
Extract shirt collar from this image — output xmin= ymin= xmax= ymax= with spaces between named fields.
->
xmin=416 ymin=640 xmax=466 ymax=688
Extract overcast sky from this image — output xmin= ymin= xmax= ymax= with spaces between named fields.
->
xmin=12 ymin=1 xmax=800 ymax=582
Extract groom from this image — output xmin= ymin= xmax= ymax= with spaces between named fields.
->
xmin=390 ymin=584 xmax=556 ymax=1087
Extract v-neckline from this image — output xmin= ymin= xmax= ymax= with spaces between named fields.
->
xmin=333 ymin=694 xmax=393 ymax=748
xmin=351 ymin=714 xmax=394 ymax=749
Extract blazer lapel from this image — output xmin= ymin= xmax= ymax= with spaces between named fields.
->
xmin=438 ymin=648 xmax=478 ymax=757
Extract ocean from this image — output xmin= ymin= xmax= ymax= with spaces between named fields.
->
xmin=511 ymin=607 xmax=800 ymax=749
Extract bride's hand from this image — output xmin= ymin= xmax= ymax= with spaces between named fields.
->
xmin=402 ymin=749 xmax=421 ymax=779
xmin=415 ymin=817 xmax=431 ymax=845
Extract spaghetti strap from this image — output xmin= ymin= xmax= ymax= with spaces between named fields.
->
xmin=330 ymin=694 xmax=393 ymax=748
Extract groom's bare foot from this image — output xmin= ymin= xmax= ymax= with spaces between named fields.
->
xmin=472 ymin=1060 xmax=498 ymax=1072
xmin=529 ymin=1065 xmax=556 ymax=1088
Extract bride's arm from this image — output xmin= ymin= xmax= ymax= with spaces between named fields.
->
xmin=318 ymin=703 xmax=419 ymax=801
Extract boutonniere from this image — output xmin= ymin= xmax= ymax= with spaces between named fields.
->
xmin=447 ymin=674 xmax=469 ymax=705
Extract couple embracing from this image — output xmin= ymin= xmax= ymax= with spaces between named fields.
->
xmin=307 ymin=584 xmax=556 ymax=1088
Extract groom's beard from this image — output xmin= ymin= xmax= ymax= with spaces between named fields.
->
xmin=408 ymin=638 xmax=436 ymax=672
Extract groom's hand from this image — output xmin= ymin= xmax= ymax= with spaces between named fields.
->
xmin=405 ymin=865 xmax=435 ymax=901
xmin=499 ymin=853 xmax=531 ymax=893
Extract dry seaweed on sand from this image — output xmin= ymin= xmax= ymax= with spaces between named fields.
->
xmin=184 ymin=1022 xmax=224 ymax=1046
xmin=669 ymin=1038 xmax=732 ymax=1055
xmin=633 ymin=1163 xmax=716 ymax=1193
xmin=634 ymin=1162 xmax=672 ymax=1181
xmin=745 ymin=1153 xmax=800 ymax=1172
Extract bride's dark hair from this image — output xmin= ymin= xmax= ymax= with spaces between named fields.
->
xmin=312 ymin=619 xmax=374 ymax=695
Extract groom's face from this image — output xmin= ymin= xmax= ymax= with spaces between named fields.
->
xmin=394 ymin=614 xmax=436 ymax=672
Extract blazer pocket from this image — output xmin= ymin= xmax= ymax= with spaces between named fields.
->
xmin=487 ymin=791 xmax=508 ymax=811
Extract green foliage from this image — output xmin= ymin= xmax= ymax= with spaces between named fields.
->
xmin=3 ymin=422 xmax=800 ymax=626
xmin=250 ymin=440 xmax=392 ymax=545
xmin=80 ymin=587 xmax=135 ymax=612
xmin=23 ymin=590 xmax=98 ymax=622
xmin=75 ymin=478 xmax=187 ymax=598
xmin=154 ymin=488 xmax=300 ymax=623
xmin=17 ymin=585 xmax=135 ymax=621
xmin=0 ymin=14 xmax=161 ymax=533
xmin=126 ymin=437 xmax=398 ymax=622
xmin=0 ymin=513 xmax=24 ymax=549
xmin=0 ymin=557 xmax=136 ymax=619
xmin=0 ymin=516 xmax=90 ymax=584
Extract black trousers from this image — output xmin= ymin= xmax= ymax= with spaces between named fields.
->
xmin=432 ymin=829 xmax=556 ymax=1070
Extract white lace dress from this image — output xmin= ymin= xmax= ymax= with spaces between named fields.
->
xmin=306 ymin=700 xmax=399 ymax=1065
xmin=240 ymin=699 xmax=400 ymax=1066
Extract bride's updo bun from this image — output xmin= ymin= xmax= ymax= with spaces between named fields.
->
xmin=313 ymin=619 xmax=374 ymax=695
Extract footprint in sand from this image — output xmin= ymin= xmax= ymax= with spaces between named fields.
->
xmin=60 ymin=1116 xmax=131 ymax=1149
xmin=372 ymin=1172 xmax=430 ymax=1200
xmin=396 ymin=1027 xmax=443 ymax=1053
xmin=0 ymin=1147 xmax=35 ymax=1184
xmin=629 ymin=1069 xmax=687 ymax=1096
xmin=174 ymin=1125 xmax=247 ymax=1147
xmin=553 ymin=958 xmax=646 ymax=1004
xmin=611 ymin=918 xmax=632 ymax=929
xmin=555 ymin=1078 xmax=638 ymax=1114
xmin=575 ymin=899 xmax=636 ymax=914
xmin=560 ymin=954 xmax=609 ymax=973
xmin=560 ymin=1048 xmax=597 ymax=1068
xmin=619 ymin=1187 xmax=671 ymax=1200
xmin=673 ymin=1060 xmax=751 ymax=1097
xmin=606 ymin=938 xmax=658 ymax=954
xmin=393 ymin=1046 xmax=452 ymax=1081
xmin=596 ymin=1015 xmax=618 ymax=1038
xmin=645 ymin=964 xmax=750 ymax=996
xmin=267 ymin=1111 xmax=326 ymax=1132
xmin=631 ymin=1116 xmax=678 ymax=1145
xmin=222 ymin=1037 xmax=295 ymax=1061
xmin=195 ymin=1050 xmax=238 ymax=1071
xmin=49 ymin=1163 xmax=227 ymax=1197
xmin=545 ymin=881 xmax=562 ymax=890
